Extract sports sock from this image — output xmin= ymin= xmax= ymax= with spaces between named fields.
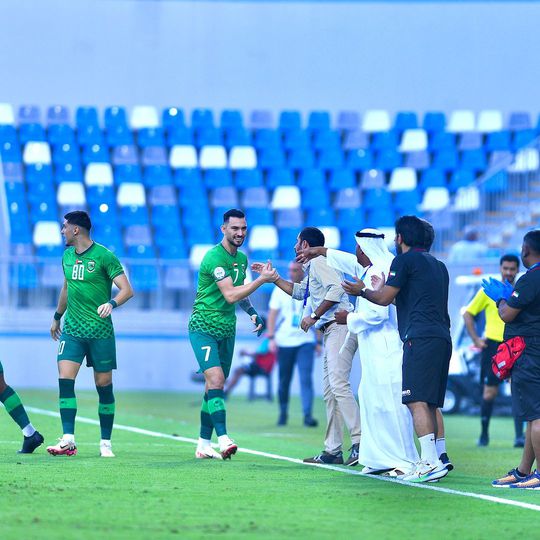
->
xmin=200 ymin=392 xmax=214 ymax=440
xmin=22 ymin=423 xmax=36 ymax=437
xmin=96 ymin=384 xmax=115 ymax=440
xmin=480 ymin=398 xmax=494 ymax=436
xmin=59 ymin=378 xmax=77 ymax=435
xmin=418 ymin=433 xmax=438 ymax=464
xmin=0 ymin=386 xmax=32 ymax=432
xmin=435 ymin=437 xmax=446 ymax=456
xmin=207 ymin=389 xmax=227 ymax=437
xmin=514 ymin=417 xmax=524 ymax=439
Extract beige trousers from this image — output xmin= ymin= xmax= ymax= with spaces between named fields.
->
xmin=322 ymin=323 xmax=361 ymax=454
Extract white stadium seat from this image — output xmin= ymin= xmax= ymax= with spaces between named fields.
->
xmin=130 ymin=105 xmax=159 ymax=129
xmin=447 ymin=110 xmax=475 ymax=133
xmin=248 ymin=225 xmax=278 ymax=251
xmin=477 ymin=110 xmax=503 ymax=133
xmin=33 ymin=221 xmax=62 ymax=246
xmin=169 ymin=145 xmax=198 ymax=169
xmin=388 ymin=167 xmax=417 ymax=192
xmin=229 ymin=146 xmax=257 ymax=170
xmin=85 ymin=163 xmax=114 ymax=186
xmin=399 ymin=129 xmax=428 ymax=152
xmin=271 ymin=186 xmax=301 ymax=209
xmin=23 ymin=142 xmax=51 ymax=165
xmin=57 ymin=182 xmax=86 ymax=206
xmin=199 ymin=145 xmax=227 ymax=169
xmin=362 ymin=110 xmax=391 ymax=133
xmin=453 ymin=186 xmax=480 ymax=212
xmin=0 ymin=103 xmax=15 ymax=124
xmin=320 ymin=227 xmax=341 ymax=249
xmin=420 ymin=187 xmax=450 ymax=211
xmin=117 ymin=183 xmax=146 ymax=207
xmin=507 ymin=148 xmax=540 ymax=173
xmin=189 ymin=244 xmax=214 ymax=269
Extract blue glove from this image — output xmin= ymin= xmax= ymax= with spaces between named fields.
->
xmin=501 ymin=279 xmax=513 ymax=301
xmin=481 ymin=278 xmax=507 ymax=303
xmin=247 ymin=307 xmax=265 ymax=337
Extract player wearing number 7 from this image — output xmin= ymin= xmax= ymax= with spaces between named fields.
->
xmin=47 ymin=211 xmax=134 ymax=458
xmin=189 ymin=209 xmax=279 ymax=460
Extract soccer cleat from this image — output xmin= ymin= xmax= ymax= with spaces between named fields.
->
xmin=514 ymin=436 xmax=525 ymax=448
xmin=303 ymin=416 xmax=318 ymax=428
xmin=510 ymin=470 xmax=540 ymax=490
xmin=361 ymin=466 xmax=394 ymax=475
xmin=100 ymin=440 xmax=115 ymax=458
xmin=344 ymin=444 xmax=359 ymax=467
xmin=401 ymin=460 xmax=449 ymax=483
xmin=477 ymin=433 xmax=489 ymax=447
xmin=195 ymin=445 xmax=223 ymax=460
xmin=18 ymin=431 xmax=44 ymax=454
xmin=219 ymin=437 xmax=238 ymax=460
xmin=303 ymin=451 xmax=344 ymax=465
xmin=277 ymin=413 xmax=287 ymax=426
xmin=47 ymin=438 xmax=77 ymax=456
xmin=439 ymin=452 xmax=454 ymax=472
xmin=492 ymin=468 xmax=528 ymax=488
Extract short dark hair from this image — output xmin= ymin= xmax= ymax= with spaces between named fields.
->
xmin=64 ymin=210 xmax=92 ymax=231
xmin=395 ymin=215 xmax=426 ymax=248
xmin=420 ymin=219 xmax=435 ymax=251
xmin=299 ymin=226 xmax=325 ymax=247
xmin=223 ymin=208 xmax=245 ymax=223
xmin=524 ymin=230 xmax=540 ymax=255
xmin=500 ymin=254 xmax=520 ymax=267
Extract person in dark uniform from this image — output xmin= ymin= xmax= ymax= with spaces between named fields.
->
xmin=489 ymin=230 xmax=540 ymax=489
xmin=342 ymin=215 xmax=452 ymax=483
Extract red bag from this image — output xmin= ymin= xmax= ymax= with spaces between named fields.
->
xmin=492 ymin=336 xmax=526 ymax=380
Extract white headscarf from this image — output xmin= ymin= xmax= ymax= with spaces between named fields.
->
xmin=355 ymin=228 xmax=394 ymax=275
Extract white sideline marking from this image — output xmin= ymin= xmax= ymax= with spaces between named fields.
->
xmin=27 ymin=407 xmax=540 ymax=513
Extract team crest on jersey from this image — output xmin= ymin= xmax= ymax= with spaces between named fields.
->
xmin=214 ymin=267 xmax=226 ymax=280
xmin=389 ymin=271 xmax=396 ymax=278
xmin=87 ymin=260 xmax=96 ymax=272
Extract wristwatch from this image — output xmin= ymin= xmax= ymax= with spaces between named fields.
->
xmin=310 ymin=312 xmax=320 ymax=320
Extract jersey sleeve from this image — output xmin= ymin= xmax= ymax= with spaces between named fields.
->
xmin=385 ymin=254 xmax=407 ymax=288
xmin=201 ymin=251 xmax=231 ymax=282
xmin=506 ymin=274 xmax=536 ymax=309
xmin=465 ymin=288 xmax=489 ymax=316
xmin=105 ymin=251 xmax=125 ymax=280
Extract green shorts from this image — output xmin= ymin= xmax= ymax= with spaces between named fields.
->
xmin=57 ymin=333 xmax=117 ymax=372
xmin=189 ymin=330 xmax=235 ymax=379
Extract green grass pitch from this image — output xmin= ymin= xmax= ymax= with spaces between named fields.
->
xmin=1 ymin=390 xmax=539 ymax=539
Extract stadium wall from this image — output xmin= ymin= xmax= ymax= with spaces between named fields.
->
xmin=0 ymin=0 xmax=539 ymax=114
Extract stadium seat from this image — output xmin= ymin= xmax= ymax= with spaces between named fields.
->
xmin=420 ymin=187 xmax=450 ymax=211
xmin=248 ymin=225 xmax=278 ymax=251
xmin=267 ymin=168 xmax=295 ymax=189
xmin=196 ymin=126 xmax=223 ymax=147
xmin=513 ymin=129 xmax=536 ymax=151
xmin=85 ymin=163 xmax=114 ymax=186
xmin=0 ymin=103 xmax=15 ymax=124
xmin=117 ymin=183 xmax=146 ymax=207
xmin=249 ymin=110 xmax=274 ymax=129
xmin=360 ymin=169 xmax=385 ymax=190
xmin=336 ymin=111 xmax=360 ymax=132
xmin=82 ymin=143 xmax=109 ymax=164
xmin=56 ymin=163 xmax=83 ymax=183
xmin=229 ymin=146 xmax=257 ymax=169
xmin=399 ymin=129 xmax=428 ymax=152
xmin=329 ymin=169 xmax=356 ymax=191
xmin=57 ymin=182 xmax=86 ymax=208
xmin=111 ymin=145 xmax=137 ymax=166
xmin=78 ymin=125 xmax=104 ymax=146
xmin=375 ymin=149 xmax=402 ymax=171
xmin=190 ymin=244 xmax=214 ymax=268
xmin=18 ymin=105 xmax=40 ymax=124
xmin=421 ymin=168 xmax=447 ymax=190
xmin=454 ymin=186 xmax=480 ymax=212
xmin=404 ymin=150 xmax=430 ymax=170
xmin=0 ymin=125 xmax=18 ymax=144
xmin=23 ymin=142 xmax=51 ymax=165
xmin=458 ymin=132 xmax=483 ymax=151
xmin=205 ymin=169 xmax=232 ymax=188
xmin=336 ymin=207 xmax=364 ymax=229
xmin=271 ymin=186 xmax=301 ymax=209
xmin=302 ymin=187 xmax=329 ymax=209
xmin=210 ymin=186 xmax=238 ymax=208
xmin=106 ymin=125 xmax=134 ymax=146
xmin=48 ymin=124 xmax=75 ymax=146
xmin=125 ymin=224 xmax=153 ymax=247
xmin=275 ymin=209 xmax=303 ymax=229
xmin=115 ymin=164 xmax=142 ymax=184
xmin=76 ymin=106 xmax=99 ymax=129
xmin=344 ymin=130 xmax=369 ymax=150
xmin=447 ymin=110 xmax=475 ymax=133
xmin=138 ymin=127 xmax=165 ymax=148
xmin=393 ymin=190 xmax=421 ymax=214
xmin=422 ymin=112 xmax=446 ymax=133
xmin=131 ymin=106 xmax=159 ymax=129
xmin=26 ymin=164 xmax=53 ymax=185
xmin=191 ymin=109 xmax=214 ymax=130
xmin=162 ymin=107 xmax=185 ymax=131
xmin=235 ymin=169 xmax=263 ymax=189
xmin=372 ymin=131 xmax=399 ymax=151
xmin=481 ymin=171 xmax=508 ymax=193
xmin=163 ymin=265 xmax=192 ymax=291
xmin=318 ymin=148 xmax=344 ymax=171
xmin=179 ymin=184 xmax=207 ymax=207
xmin=477 ymin=110 xmax=503 ymax=133
xmin=241 ymin=187 xmax=269 ymax=208
xmin=365 ymin=208 xmax=395 ymax=228
xmin=507 ymin=148 xmax=540 ymax=172
xmin=461 ymin=149 xmax=487 ymax=173
xmin=167 ymin=126 xmax=194 ymax=146
xmin=306 ymin=207 xmax=335 ymax=227
xmin=394 ymin=112 xmax=418 ymax=132
xmin=53 ymin=143 xmax=81 ymax=165
xmin=485 ymin=131 xmax=511 ymax=152
xmin=388 ymin=167 xmax=417 ymax=192
xmin=489 ymin=150 xmax=513 ymax=168
xmin=174 ymin=167 xmax=202 ymax=188
xmin=254 ymin=129 xmax=280 ymax=151
xmin=346 ymin=148 xmax=373 ymax=171
xmin=279 ymin=111 xmax=302 ymax=132
xmin=0 ymin=141 xmax=22 ymax=162
xmin=433 ymin=149 xmax=459 ymax=172
xmin=33 ymin=221 xmax=62 ymax=246
xmin=284 ymin=129 xmax=310 ymax=151
xmin=334 ymin=187 xmax=361 ymax=209
xmin=319 ymin=226 xmax=340 ymax=249
xmin=298 ymin=169 xmax=325 ymax=189
xmin=87 ymin=186 xmax=115 ymax=207
xmin=199 ymin=145 xmax=227 ymax=169
xmin=149 ymin=185 xmax=177 ymax=207
xmin=169 ymin=145 xmax=198 ymax=169
xmin=288 ymin=148 xmax=314 ymax=171
xmin=363 ymin=188 xmax=392 ymax=210
xmin=308 ymin=111 xmax=331 ymax=132
xmin=313 ymin=129 xmax=341 ymax=151
xmin=20 ymin=123 xmax=46 ymax=143
xmin=221 ymin=110 xmax=243 ymax=131
xmin=362 ymin=110 xmax=391 ymax=133
xmin=105 ymin=106 xmax=128 ymax=130
xmin=143 ymin=165 xmax=173 ymax=187
xmin=507 ymin=112 xmax=531 ymax=131
xmin=141 ymin=146 xmax=168 ymax=166
xmin=46 ymin=105 xmax=70 ymax=126
xmin=225 ymin=127 xmax=252 ymax=148
xmin=245 ymin=208 xmax=273 ymax=226
xmin=3 ymin=163 xmax=23 ymax=182
xmin=121 ymin=205 xmax=149 ymax=226
xmin=182 ymin=206 xmax=212 ymax=230
xmin=429 ymin=132 xmax=456 ymax=151
xmin=258 ymin=148 xmax=286 ymax=170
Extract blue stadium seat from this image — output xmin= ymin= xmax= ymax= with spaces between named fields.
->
xmin=284 ymin=130 xmax=310 ymax=151
xmin=404 ymin=150 xmax=430 ymax=171
xmin=432 ymin=149 xmax=459 ymax=172
xmin=78 ymin=125 xmax=104 ymax=146
xmin=339 ymin=227 xmax=359 ymax=251
xmin=422 ymin=112 xmax=446 ymax=133
xmin=205 ymin=169 xmax=233 ymax=189
xmin=162 ymin=107 xmax=185 ymax=131
xmin=279 ymin=111 xmax=302 ymax=132
xmin=375 ymin=149 xmax=402 ymax=172
xmin=288 ymin=148 xmax=314 ymax=171
xmin=91 ymin=206 xmax=120 ymax=227
xmin=210 ymin=186 xmax=238 ymax=208
xmin=149 ymin=185 xmax=177 ymax=207
xmin=1 ymin=141 xmax=22 ymax=162
xmin=306 ymin=207 xmax=335 ymax=226
xmin=196 ymin=126 xmax=223 ymax=147
xmin=513 ymin=129 xmax=536 ymax=151
xmin=394 ymin=112 xmax=418 ymax=132
xmin=458 ymin=132 xmax=483 ymax=151
xmin=10 ymin=222 xmax=32 ymax=244
xmin=329 ymin=169 xmax=356 ymax=191
xmin=111 ymin=145 xmax=139 ymax=166
xmin=212 ymin=207 xmax=231 ymax=227
xmin=87 ymin=186 xmax=116 ymax=206
xmin=0 ymin=125 xmax=18 ymax=144
xmin=429 ymin=132 xmax=456 ymax=151
xmin=114 ymin=164 xmax=142 ymax=184
xmin=372 ymin=131 xmax=399 ymax=151
xmin=47 ymin=105 xmax=70 ymax=125
xmin=278 ymin=227 xmax=301 ymax=253
xmin=245 ymin=207 xmax=273 ymax=226
xmin=313 ymin=130 xmax=341 ymax=151
xmin=182 ymin=205 xmax=212 ymax=229
xmin=8 ymin=201 xmax=29 ymax=227
xmin=138 ymin=128 xmax=165 ymax=148
xmin=337 ymin=208 xmax=364 ymax=229
xmin=298 ymin=169 xmax=325 ymax=189
xmin=302 ymin=187 xmax=329 ymax=209
xmin=461 ymin=149 xmax=487 ymax=173
xmin=267 ymin=169 xmax=295 ymax=189
xmin=241 ymin=186 xmax=269 ymax=208
xmin=18 ymin=105 xmax=41 ymax=124
xmin=318 ymin=148 xmax=344 ymax=171
xmin=179 ymin=184 xmax=207 ymax=207
xmin=336 ymin=111 xmax=360 ymax=132
xmin=56 ymin=163 xmax=83 ymax=183
xmin=3 ymin=162 xmax=23 ymax=182
xmin=258 ymin=148 xmax=285 ymax=170
xmin=10 ymin=264 xmax=38 ymax=290
xmin=225 ymin=127 xmax=252 ymax=148
xmin=159 ymin=243 xmax=188 ymax=259
xmin=129 ymin=264 xmax=160 ymax=292
xmin=250 ymin=249 xmax=278 ymax=262
xmin=36 ymin=245 xmax=64 ymax=258
xmin=5 ymin=181 xmax=25 ymax=203
xmin=143 ymin=165 xmax=173 ymax=187
xmin=481 ymin=171 xmax=508 ymax=193
xmin=393 ymin=190 xmax=421 ymax=214
xmin=365 ymin=208 xmax=395 ymax=228
xmin=235 ymin=169 xmax=263 ymax=189
xmin=120 ymin=205 xmax=149 ymax=226
xmin=420 ymin=168 xmax=447 ymax=190
xmin=250 ymin=110 xmax=274 ymax=130
xmin=174 ymin=167 xmax=202 ymax=188
xmin=53 ymin=143 xmax=80 ymax=165
xmin=30 ymin=201 xmax=58 ymax=223
xmin=221 ymin=110 xmax=243 ymax=131
xmin=93 ymin=223 xmax=122 ymax=244
xmin=449 ymin=169 xmax=475 ymax=192
xmin=346 ymin=149 xmax=374 ymax=171
xmin=124 ymin=224 xmax=153 ymax=247
xmin=26 ymin=164 xmax=53 ymax=184
xmin=275 ymin=209 xmax=303 ymax=229
xmin=141 ymin=146 xmax=167 ymax=166
xmin=104 ymin=106 xmax=128 ymax=130
xmin=167 ymin=126 xmax=194 ymax=146
xmin=508 ymin=112 xmax=531 ymax=131
xmin=48 ymin=124 xmax=75 ymax=146
xmin=254 ymin=129 xmax=281 ymax=150
xmin=106 ymin=125 xmax=134 ymax=147
xmin=485 ymin=131 xmax=511 ymax=152
xmin=19 ymin=123 xmax=46 ymax=143
xmin=308 ymin=111 xmax=331 ymax=132
xmin=191 ymin=109 xmax=214 ymax=130
xmin=76 ymin=106 xmax=99 ymax=129
xmin=363 ymin=188 xmax=392 ymax=211
xmin=82 ymin=143 xmax=109 ymax=164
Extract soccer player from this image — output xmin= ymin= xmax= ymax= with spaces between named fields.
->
xmin=463 ymin=254 xmax=522 ymax=447
xmin=47 ymin=211 xmax=134 ymax=457
xmin=0 ymin=363 xmax=43 ymax=453
xmin=189 ymin=209 xmax=278 ymax=460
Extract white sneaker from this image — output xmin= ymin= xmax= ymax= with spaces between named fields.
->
xmin=218 ymin=437 xmax=238 ymax=460
xmin=401 ymin=460 xmax=448 ymax=483
xmin=100 ymin=440 xmax=115 ymax=458
xmin=195 ymin=445 xmax=223 ymax=459
xmin=47 ymin=437 xmax=77 ymax=456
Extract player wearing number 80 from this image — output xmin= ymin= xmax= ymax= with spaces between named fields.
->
xmin=47 ymin=211 xmax=134 ymax=458
xmin=189 ymin=209 xmax=279 ymax=460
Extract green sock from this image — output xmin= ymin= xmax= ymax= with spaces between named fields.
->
xmin=200 ymin=393 xmax=213 ymax=440
xmin=96 ymin=384 xmax=115 ymax=440
xmin=0 ymin=386 xmax=31 ymax=430
xmin=207 ymin=389 xmax=227 ymax=437
xmin=59 ymin=378 xmax=77 ymax=435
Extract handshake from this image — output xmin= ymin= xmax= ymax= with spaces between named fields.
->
xmin=481 ymin=277 xmax=513 ymax=303
xmin=251 ymin=261 xmax=280 ymax=283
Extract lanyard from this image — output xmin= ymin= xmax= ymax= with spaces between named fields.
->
xmin=358 ymin=264 xmax=372 ymax=281
xmin=302 ymin=272 xmax=310 ymax=309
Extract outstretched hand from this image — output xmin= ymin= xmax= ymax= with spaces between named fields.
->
xmin=296 ymin=247 xmax=323 ymax=265
xmin=341 ymin=276 xmax=365 ymax=296
xmin=482 ymin=277 xmax=512 ymax=303
xmin=371 ymin=272 xmax=385 ymax=291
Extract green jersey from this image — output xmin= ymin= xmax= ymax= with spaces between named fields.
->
xmin=189 ymin=244 xmax=248 ymax=339
xmin=62 ymin=242 xmax=125 ymax=339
